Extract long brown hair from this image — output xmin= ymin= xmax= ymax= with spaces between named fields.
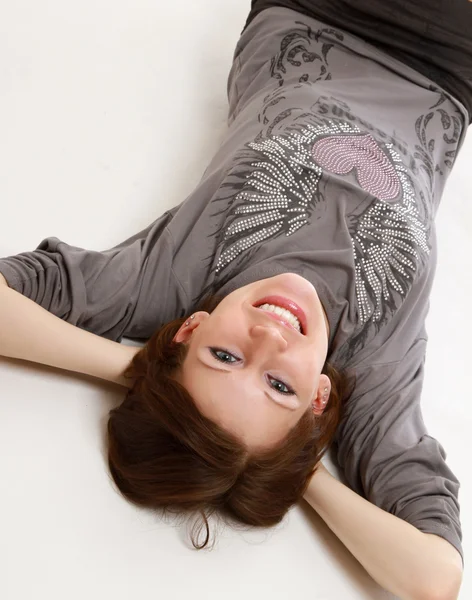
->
xmin=107 ymin=295 xmax=351 ymax=548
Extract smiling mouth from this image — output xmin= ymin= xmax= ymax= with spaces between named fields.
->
xmin=253 ymin=296 xmax=307 ymax=335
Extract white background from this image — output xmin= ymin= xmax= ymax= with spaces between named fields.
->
xmin=1 ymin=1 xmax=470 ymax=599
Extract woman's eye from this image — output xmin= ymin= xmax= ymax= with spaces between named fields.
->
xmin=268 ymin=376 xmax=295 ymax=396
xmin=209 ymin=348 xmax=241 ymax=364
xmin=209 ymin=349 xmax=295 ymax=395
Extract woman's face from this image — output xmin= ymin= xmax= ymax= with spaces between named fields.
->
xmin=174 ymin=273 xmax=331 ymax=451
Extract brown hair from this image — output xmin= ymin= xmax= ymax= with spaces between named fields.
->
xmin=107 ymin=296 xmax=351 ymax=548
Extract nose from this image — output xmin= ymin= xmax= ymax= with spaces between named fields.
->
xmin=250 ymin=324 xmax=289 ymax=352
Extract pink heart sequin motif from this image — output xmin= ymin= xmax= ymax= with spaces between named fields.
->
xmin=312 ymin=133 xmax=401 ymax=201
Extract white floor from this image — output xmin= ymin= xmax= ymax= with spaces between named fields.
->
xmin=1 ymin=2 xmax=470 ymax=599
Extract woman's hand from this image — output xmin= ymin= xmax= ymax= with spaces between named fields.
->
xmin=113 ymin=344 xmax=141 ymax=389
xmin=304 ymin=462 xmax=463 ymax=600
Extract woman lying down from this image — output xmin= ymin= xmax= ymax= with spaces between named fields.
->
xmin=1 ymin=2 xmax=470 ymax=599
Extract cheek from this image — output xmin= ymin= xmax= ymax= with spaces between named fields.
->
xmin=209 ymin=309 xmax=245 ymax=335
xmin=294 ymin=354 xmax=321 ymax=395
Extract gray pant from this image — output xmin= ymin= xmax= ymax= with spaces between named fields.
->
xmin=242 ymin=0 xmax=472 ymax=123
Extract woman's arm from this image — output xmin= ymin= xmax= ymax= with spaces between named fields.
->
xmin=0 ymin=280 xmax=138 ymax=388
xmin=304 ymin=463 xmax=463 ymax=600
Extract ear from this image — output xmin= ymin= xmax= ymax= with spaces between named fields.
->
xmin=172 ymin=311 xmax=210 ymax=344
xmin=311 ymin=374 xmax=332 ymax=416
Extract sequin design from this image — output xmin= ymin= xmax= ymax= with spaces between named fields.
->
xmin=312 ymin=133 xmax=401 ymax=201
xmin=213 ymin=121 xmax=355 ymax=273
xmin=214 ymin=120 xmax=367 ymax=274
xmin=348 ymin=143 xmax=430 ymax=328
xmin=212 ymin=117 xmax=430 ymax=342
xmin=310 ymin=130 xmax=430 ymax=327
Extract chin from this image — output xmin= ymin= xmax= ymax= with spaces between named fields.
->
xmin=265 ymin=273 xmax=317 ymax=296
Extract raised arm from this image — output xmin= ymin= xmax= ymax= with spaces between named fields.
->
xmin=0 ymin=280 xmax=138 ymax=387
xmin=304 ymin=462 xmax=463 ymax=600
xmin=302 ymin=312 xmax=464 ymax=599
xmin=0 ymin=212 xmax=177 ymax=385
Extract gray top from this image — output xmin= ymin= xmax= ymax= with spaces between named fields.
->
xmin=1 ymin=8 xmax=468 ymax=560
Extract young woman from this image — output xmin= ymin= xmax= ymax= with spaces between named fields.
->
xmin=1 ymin=2 xmax=470 ymax=598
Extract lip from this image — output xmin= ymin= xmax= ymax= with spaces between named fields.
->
xmin=253 ymin=295 xmax=307 ymax=335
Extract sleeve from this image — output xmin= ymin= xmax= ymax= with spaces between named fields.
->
xmin=333 ymin=336 xmax=463 ymax=561
xmin=0 ymin=211 xmax=175 ymax=343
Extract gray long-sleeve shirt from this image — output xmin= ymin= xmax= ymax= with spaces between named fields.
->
xmin=1 ymin=8 xmax=468 ymax=560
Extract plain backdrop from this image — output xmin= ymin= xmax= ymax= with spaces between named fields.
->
xmin=1 ymin=2 xmax=470 ymax=599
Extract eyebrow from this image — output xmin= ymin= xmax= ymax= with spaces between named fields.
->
xmin=196 ymin=357 xmax=296 ymax=411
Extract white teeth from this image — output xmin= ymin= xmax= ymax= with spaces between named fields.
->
xmin=258 ymin=303 xmax=302 ymax=332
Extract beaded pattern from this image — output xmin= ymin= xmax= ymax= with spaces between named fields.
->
xmin=350 ymin=143 xmax=430 ymax=325
xmin=312 ymin=133 xmax=401 ymax=201
xmin=215 ymin=120 xmax=354 ymax=274
xmin=214 ymin=116 xmax=430 ymax=331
